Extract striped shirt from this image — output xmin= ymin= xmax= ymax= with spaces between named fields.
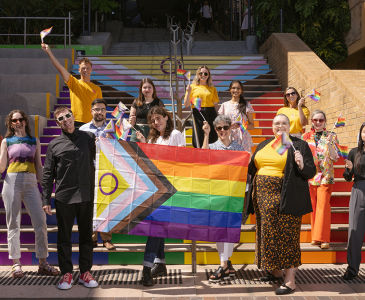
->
xmin=6 ymin=135 xmax=37 ymax=173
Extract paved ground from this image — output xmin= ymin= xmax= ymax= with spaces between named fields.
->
xmin=1 ymin=264 xmax=365 ymax=299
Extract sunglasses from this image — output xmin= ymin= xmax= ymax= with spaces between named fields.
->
xmin=286 ymin=92 xmax=296 ymax=97
xmin=11 ymin=118 xmax=25 ymax=123
xmin=57 ymin=112 xmax=73 ymax=122
xmin=216 ymin=125 xmax=230 ymax=131
xmin=199 ymin=72 xmax=209 ymax=76
xmin=312 ymin=118 xmax=325 ymax=123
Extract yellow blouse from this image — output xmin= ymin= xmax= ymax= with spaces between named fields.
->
xmin=277 ymin=106 xmax=310 ymax=134
xmin=255 ymin=139 xmax=287 ymax=177
xmin=187 ymin=84 xmax=219 ymax=107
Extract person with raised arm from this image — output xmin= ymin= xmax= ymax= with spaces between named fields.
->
xmin=277 ymin=87 xmax=309 ymax=138
xmin=184 ymin=65 xmax=219 ymax=148
xmin=0 ymin=110 xmax=59 ymax=278
xmin=136 ymin=106 xmax=185 ymax=286
xmin=41 ymin=43 xmax=102 ymax=129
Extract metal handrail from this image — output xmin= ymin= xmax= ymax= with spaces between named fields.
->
xmin=0 ymin=13 xmax=73 ymax=48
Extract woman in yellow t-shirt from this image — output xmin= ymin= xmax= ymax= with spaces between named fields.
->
xmin=277 ymin=87 xmax=309 ymax=138
xmin=184 ymin=65 xmax=219 ymax=148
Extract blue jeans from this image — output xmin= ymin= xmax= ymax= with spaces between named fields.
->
xmin=143 ymin=236 xmax=165 ymax=267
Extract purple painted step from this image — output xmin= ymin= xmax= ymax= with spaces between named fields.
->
xmin=40 ymin=136 xmax=57 ymax=143
xmin=47 ymin=120 xmax=57 ymax=126
xmin=0 ymin=213 xmax=32 ymax=226
xmin=63 ymin=86 xmax=69 ymax=91
xmin=58 ymin=98 xmax=71 ymax=104
xmin=41 ymin=145 xmax=48 ymax=154
xmin=60 ymin=91 xmax=70 ymax=97
xmin=54 ymin=104 xmax=71 ymax=110
xmin=43 ymin=128 xmax=62 ymax=135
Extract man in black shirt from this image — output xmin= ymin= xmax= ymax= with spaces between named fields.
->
xmin=42 ymin=107 xmax=98 ymax=290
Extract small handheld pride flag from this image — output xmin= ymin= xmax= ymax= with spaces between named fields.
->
xmin=271 ymin=133 xmax=295 ymax=155
xmin=335 ymin=116 xmax=346 ymax=128
xmin=40 ymin=26 xmax=53 ymax=43
xmin=190 ymin=97 xmax=202 ymax=111
xmin=104 ymin=120 xmax=115 ymax=134
xmin=177 ymin=69 xmax=190 ymax=83
xmin=334 ymin=142 xmax=349 ymax=159
xmin=234 ymin=114 xmax=242 ymax=124
xmin=307 ymin=89 xmax=321 ymax=102
xmin=112 ymin=101 xmax=128 ymax=119
xmin=122 ymin=118 xmax=133 ymax=131
xmin=239 ymin=119 xmax=248 ymax=134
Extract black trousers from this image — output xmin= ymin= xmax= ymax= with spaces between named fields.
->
xmin=192 ymin=107 xmax=218 ymax=148
xmin=55 ymin=200 xmax=94 ymax=274
xmin=202 ymin=17 xmax=212 ymax=33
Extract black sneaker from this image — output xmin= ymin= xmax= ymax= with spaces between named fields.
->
xmin=151 ymin=263 xmax=167 ymax=277
xmin=209 ymin=266 xmax=230 ymax=282
xmin=141 ymin=266 xmax=155 ymax=286
xmin=343 ymin=270 xmax=357 ymax=280
xmin=227 ymin=260 xmax=236 ymax=277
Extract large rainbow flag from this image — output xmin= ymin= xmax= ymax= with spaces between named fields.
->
xmin=93 ymin=139 xmax=250 ymax=243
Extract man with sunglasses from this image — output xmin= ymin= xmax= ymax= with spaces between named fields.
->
xmin=42 ymin=107 xmax=98 ymax=290
xmin=41 ymin=43 xmax=102 ymax=129
xmin=79 ymin=99 xmax=116 ymax=251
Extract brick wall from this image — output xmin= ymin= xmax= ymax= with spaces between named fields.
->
xmin=260 ymin=33 xmax=365 ymax=148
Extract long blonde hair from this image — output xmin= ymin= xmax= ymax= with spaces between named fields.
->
xmin=191 ymin=65 xmax=213 ymax=87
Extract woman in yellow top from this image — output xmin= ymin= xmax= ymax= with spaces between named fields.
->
xmin=247 ymin=114 xmax=315 ymax=295
xmin=277 ymin=87 xmax=310 ymax=138
xmin=184 ymin=65 xmax=219 ymax=148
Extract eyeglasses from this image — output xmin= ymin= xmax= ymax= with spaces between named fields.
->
xmin=199 ymin=72 xmax=209 ymax=77
xmin=92 ymin=108 xmax=106 ymax=113
xmin=286 ymin=92 xmax=296 ymax=97
xmin=273 ymin=122 xmax=289 ymax=127
xmin=312 ymin=118 xmax=325 ymax=123
xmin=56 ymin=113 xmax=73 ymax=122
xmin=11 ymin=118 xmax=25 ymax=123
xmin=216 ymin=125 xmax=230 ymax=131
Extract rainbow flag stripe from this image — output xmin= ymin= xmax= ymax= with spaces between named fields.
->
xmin=271 ymin=134 xmax=291 ymax=155
xmin=239 ymin=119 xmax=248 ymax=133
xmin=93 ymin=140 xmax=250 ymax=242
xmin=177 ymin=69 xmax=187 ymax=80
xmin=309 ymin=89 xmax=321 ymax=102
xmin=112 ymin=106 xmax=122 ymax=119
xmin=190 ymin=97 xmax=202 ymax=111
xmin=40 ymin=26 xmax=53 ymax=40
xmin=335 ymin=142 xmax=349 ymax=159
xmin=335 ymin=117 xmax=346 ymax=128
xmin=104 ymin=119 xmax=115 ymax=133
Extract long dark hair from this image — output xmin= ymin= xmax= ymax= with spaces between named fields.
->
xmin=5 ymin=110 xmax=32 ymax=138
xmin=147 ymin=106 xmax=174 ymax=144
xmin=229 ymin=80 xmax=247 ymax=116
xmin=136 ymin=78 xmax=160 ymax=107
xmin=355 ymin=123 xmax=365 ymax=173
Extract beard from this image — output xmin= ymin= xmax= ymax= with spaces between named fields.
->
xmin=93 ymin=115 xmax=104 ymax=122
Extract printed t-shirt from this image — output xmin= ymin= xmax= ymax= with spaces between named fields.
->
xmin=255 ymin=139 xmax=287 ymax=177
xmin=6 ymin=135 xmax=37 ymax=173
xmin=277 ymin=106 xmax=310 ymax=134
xmin=66 ymin=75 xmax=103 ymax=123
xmin=188 ymin=84 xmax=219 ymax=108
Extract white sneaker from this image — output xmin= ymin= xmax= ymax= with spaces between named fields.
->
xmin=79 ymin=271 xmax=98 ymax=288
xmin=58 ymin=273 xmax=73 ymax=290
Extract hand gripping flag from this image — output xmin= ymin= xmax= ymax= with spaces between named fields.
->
xmin=40 ymin=26 xmax=53 ymax=43
xmin=93 ymin=140 xmax=250 ymax=243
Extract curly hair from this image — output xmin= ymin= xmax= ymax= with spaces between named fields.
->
xmin=135 ymin=78 xmax=160 ymax=107
xmin=283 ymin=86 xmax=307 ymax=108
xmin=78 ymin=57 xmax=93 ymax=67
xmin=4 ymin=110 xmax=32 ymax=138
xmin=191 ymin=65 xmax=213 ymax=87
xmin=147 ymin=106 xmax=174 ymax=144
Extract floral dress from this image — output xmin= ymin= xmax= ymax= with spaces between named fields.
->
xmin=302 ymin=130 xmax=339 ymax=185
xmin=218 ymin=101 xmax=254 ymax=153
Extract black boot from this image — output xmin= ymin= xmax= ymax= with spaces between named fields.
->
xmin=141 ymin=266 xmax=155 ymax=286
xmin=151 ymin=263 xmax=167 ymax=277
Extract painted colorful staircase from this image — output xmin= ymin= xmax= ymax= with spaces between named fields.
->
xmin=0 ymin=55 xmax=355 ymax=266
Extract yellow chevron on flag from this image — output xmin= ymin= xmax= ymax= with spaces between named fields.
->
xmin=97 ymin=149 xmax=129 ymax=218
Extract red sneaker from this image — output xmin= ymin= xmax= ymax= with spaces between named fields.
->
xmin=58 ymin=273 xmax=73 ymax=290
xmin=79 ymin=271 xmax=98 ymax=288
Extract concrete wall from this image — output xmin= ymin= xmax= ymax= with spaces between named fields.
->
xmin=0 ymin=58 xmax=72 ymax=74
xmin=1 ymin=93 xmax=57 ymax=118
xmin=0 ymin=115 xmax=47 ymax=139
xmin=0 ymin=74 xmax=62 ymax=95
xmin=0 ymin=49 xmax=72 ymax=60
xmin=260 ymin=33 xmax=365 ymax=148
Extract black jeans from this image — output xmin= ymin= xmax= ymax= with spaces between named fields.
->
xmin=55 ymin=200 xmax=94 ymax=274
xmin=192 ymin=107 xmax=218 ymax=148
xmin=202 ymin=17 xmax=212 ymax=33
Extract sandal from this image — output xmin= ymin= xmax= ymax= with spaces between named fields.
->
xmin=209 ymin=266 xmax=229 ymax=282
xmin=12 ymin=263 xmax=24 ymax=278
xmin=37 ymin=262 xmax=60 ymax=276
xmin=227 ymin=260 xmax=236 ymax=277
